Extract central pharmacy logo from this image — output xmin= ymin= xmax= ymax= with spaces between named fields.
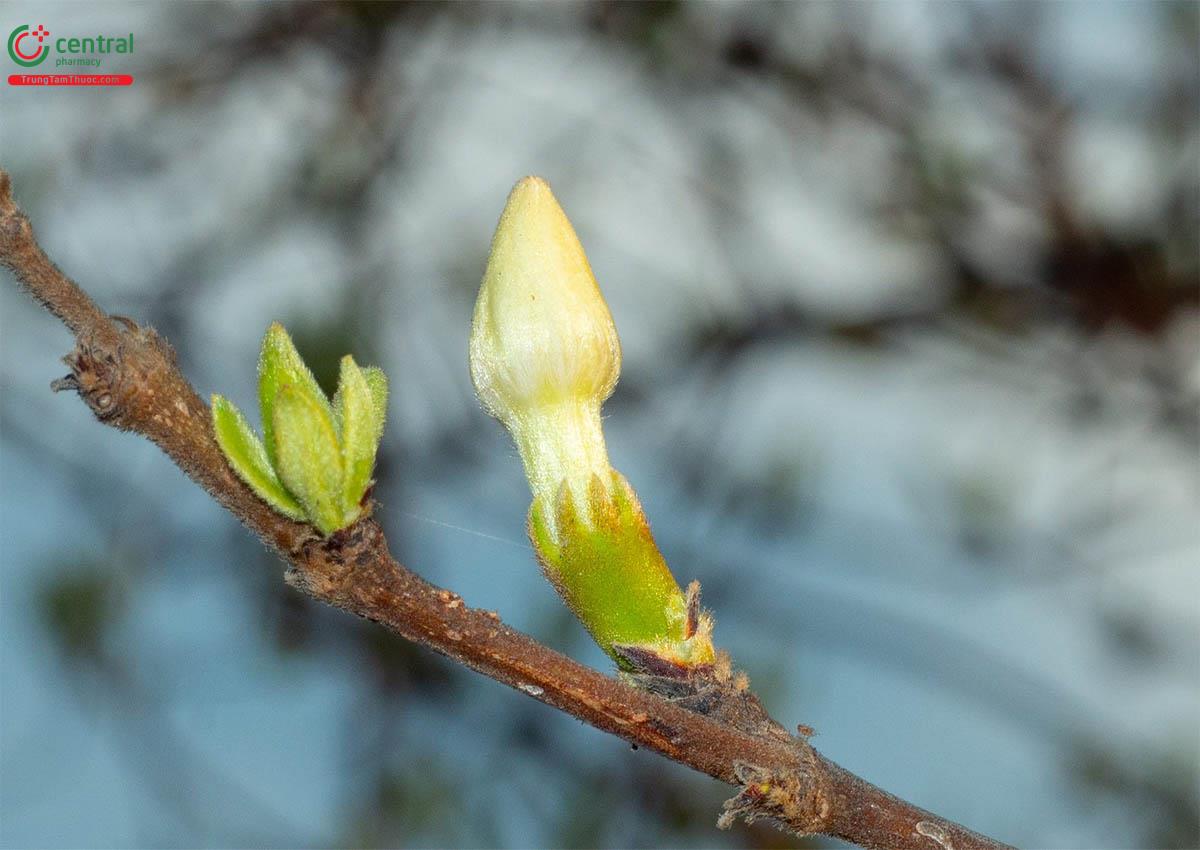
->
xmin=8 ymin=24 xmax=50 ymax=67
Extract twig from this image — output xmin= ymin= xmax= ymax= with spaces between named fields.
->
xmin=0 ymin=168 xmax=1014 ymax=850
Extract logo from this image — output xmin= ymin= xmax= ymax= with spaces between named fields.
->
xmin=8 ymin=24 xmax=50 ymax=67
xmin=6 ymin=22 xmax=136 ymax=86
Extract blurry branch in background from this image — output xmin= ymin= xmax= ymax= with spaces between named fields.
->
xmin=0 ymin=168 xmax=1014 ymax=850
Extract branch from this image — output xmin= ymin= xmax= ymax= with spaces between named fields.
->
xmin=0 ymin=168 xmax=1014 ymax=850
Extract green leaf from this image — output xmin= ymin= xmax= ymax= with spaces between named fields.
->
xmin=258 ymin=323 xmax=331 ymax=467
xmin=336 ymin=364 xmax=388 ymax=440
xmin=362 ymin=366 xmax=389 ymax=438
xmin=335 ymin=355 xmax=380 ymax=514
xmin=211 ymin=394 xmax=305 ymax=520
xmin=271 ymin=385 xmax=345 ymax=535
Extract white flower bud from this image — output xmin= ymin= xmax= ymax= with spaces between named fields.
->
xmin=469 ymin=177 xmax=621 ymax=517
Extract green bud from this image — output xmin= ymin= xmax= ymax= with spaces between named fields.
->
xmin=212 ymin=323 xmax=389 ymax=536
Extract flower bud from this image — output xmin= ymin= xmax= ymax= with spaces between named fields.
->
xmin=469 ymin=176 xmax=620 ymax=524
xmin=470 ymin=177 xmax=714 ymax=670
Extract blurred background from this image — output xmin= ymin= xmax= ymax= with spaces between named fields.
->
xmin=1 ymin=2 xmax=1197 ymax=848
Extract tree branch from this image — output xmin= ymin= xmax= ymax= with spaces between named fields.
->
xmin=0 ymin=168 xmax=1014 ymax=850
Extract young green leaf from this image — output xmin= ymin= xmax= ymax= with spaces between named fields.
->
xmin=210 ymin=394 xmax=305 ymax=520
xmin=271 ymin=384 xmax=345 ymax=535
xmin=258 ymin=323 xmax=330 ymax=466
xmin=335 ymin=355 xmax=380 ymax=513
xmin=330 ymin=364 xmax=385 ymax=440
xmin=361 ymin=366 xmax=389 ymax=439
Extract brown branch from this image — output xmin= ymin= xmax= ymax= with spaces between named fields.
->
xmin=0 ymin=168 xmax=1015 ymax=850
